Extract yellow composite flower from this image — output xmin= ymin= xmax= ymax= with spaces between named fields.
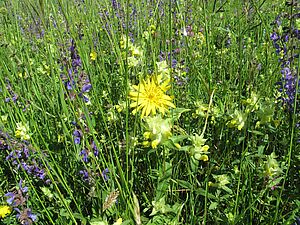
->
xmin=129 ymin=76 xmax=176 ymax=118
xmin=0 ymin=205 xmax=11 ymax=218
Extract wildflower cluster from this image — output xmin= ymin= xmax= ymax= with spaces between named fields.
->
xmin=60 ymin=39 xmax=92 ymax=103
xmin=1 ymin=0 xmax=299 ymax=224
xmin=1 ymin=128 xmax=49 ymax=183
xmin=271 ymin=4 xmax=300 ymax=112
xmin=120 ymin=35 xmax=144 ymax=68
xmin=189 ymin=134 xmax=210 ymax=161
xmin=143 ymin=115 xmax=173 ymax=149
xmin=5 ymin=180 xmax=37 ymax=225
xmin=70 ymin=118 xmax=110 ymax=183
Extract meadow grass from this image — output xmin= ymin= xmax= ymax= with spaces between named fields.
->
xmin=0 ymin=0 xmax=299 ymax=224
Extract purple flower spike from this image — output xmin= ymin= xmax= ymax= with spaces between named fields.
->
xmin=79 ymin=169 xmax=89 ymax=182
xmin=82 ymin=83 xmax=92 ymax=93
xmin=5 ymin=192 xmax=15 ymax=205
xmin=102 ymin=168 xmax=110 ymax=181
xmin=80 ymin=149 xmax=89 ymax=162
xmin=270 ymin=32 xmax=279 ymax=41
xmin=74 ymin=137 xmax=81 ymax=144
xmin=73 ymin=130 xmax=82 ymax=144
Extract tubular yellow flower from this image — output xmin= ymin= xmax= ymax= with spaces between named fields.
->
xmin=15 ymin=122 xmax=30 ymax=140
xmin=0 ymin=205 xmax=11 ymax=218
xmin=151 ymin=139 xmax=160 ymax=149
xmin=90 ymin=51 xmax=97 ymax=61
xmin=129 ymin=76 xmax=175 ymax=118
xmin=113 ymin=218 xmax=123 ymax=225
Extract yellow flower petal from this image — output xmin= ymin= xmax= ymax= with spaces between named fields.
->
xmin=128 ymin=75 xmax=176 ymax=118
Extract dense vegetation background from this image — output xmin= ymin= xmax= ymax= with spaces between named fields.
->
xmin=0 ymin=0 xmax=299 ymax=224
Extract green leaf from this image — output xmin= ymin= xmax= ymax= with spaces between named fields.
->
xmin=170 ymin=135 xmax=189 ymax=143
xmin=248 ymin=130 xmax=264 ymax=135
xmin=221 ymin=186 xmax=233 ymax=194
xmin=190 ymin=157 xmax=199 ymax=173
xmin=170 ymin=108 xmax=191 ymax=121
xmin=195 ymin=188 xmax=217 ymax=199
xmin=257 ymin=145 xmax=265 ymax=155
xmin=73 ymin=213 xmax=87 ymax=224
xmin=90 ymin=220 xmax=108 ymax=225
xmin=209 ymin=202 xmax=218 ymax=210
xmin=175 ymin=180 xmax=193 ymax=189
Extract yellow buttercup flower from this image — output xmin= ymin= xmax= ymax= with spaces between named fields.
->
xmin=0 ymin=205 xmax=11 ymax=218
xmin=129 ymin=76 xmax=175 ymax=118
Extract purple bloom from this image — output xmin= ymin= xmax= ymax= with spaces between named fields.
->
xmin=80 ymin=149 xmax=89 ymax=162
xmin=72 ymin=58 xmax=82 ymax=68
xmin=73 ymin=130 xmax=82 ymax=144
xmin=272 ymin=11 xmax=300 ymax=114
xmin=19 ymin=179 xmax=28 ymax=193
xmin=91 ymin=141 xmax=99 ymax=157
xmin=102 ymin=168 xmax=110 ymax=181
xmin=5 ymin=192 xmax=15 ymax=205
xmin=15 ymin=208 xmax=37 ymax=225
xmin=4 ymin=133 xmax=49 ymax=182
xmin=79 ymin=169 xmax=89 ymax=182
xmin=82 ymin=83 xmax=92 ymax=93
xmin=66 ymin=81 xmax=73 ymax=90
xmin=171 ymin=59 xmax=177 ymax=68
xmin=270 ymin=32 xmax=279 ymax=41
xmin=82 ymin=95 xmax=90 ymax=103
xmin=74 ymin=137 xmax=81 ymax=144
xmin=281 ymin=67 xmax=292 ymax=79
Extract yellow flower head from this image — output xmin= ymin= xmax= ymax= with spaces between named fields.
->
xmin=129 ymin=76 xmax=175 ymax=118
xmin=15 ymin=122 xmax=30 ymax=140
xmin=90 ymin=51 xmax=97 ymax=61
xmin=128 ymin=56 xmax=139 ymax=67
xmin=0 ymin=205 xmax=11 ymax=218
xmin=228 ymin=110 xmax=247 ymax=131
xmin=156 ymin=60 xmax=170 ymax=79
xmin=130 ymin=45 xmax=143 ymax=57
xmin=145 ymin=115 xmax=173 ymax=148
xmin=190 ymin=134 xmax=210 ymax=161
xmin=113 ymin=218 xmax=123 ymax=225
